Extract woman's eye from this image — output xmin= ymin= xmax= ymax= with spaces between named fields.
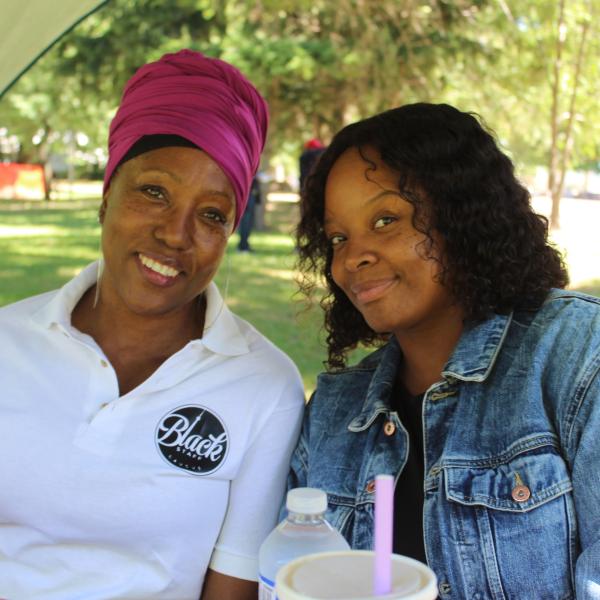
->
xmin=201 ymin=209 xmax=227 ymax=225
xmin=141 ymin=185 xmax=166 ymax=201
xmin=328 ymin=234 xmax=345 ymax=247
xmin=374 ymin=215 xmax=396 ymax=229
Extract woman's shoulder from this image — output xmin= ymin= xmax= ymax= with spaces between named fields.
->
xmin=0 ymin=289 xmax=58 ymax=324
xmin=509 ymin=289 xmax=600 ymax=360
xmin=535 ymin=289 xmax=600 ymax=339
xmin=543 ymin=288 xmax=600 ymax=312
xmin=512 ymin=289 xmax=600 ymax=331
xmin=308 ymin=342 xmax=394 ymax=413
xmin=508 ymin=290 xmax=600 ymax=404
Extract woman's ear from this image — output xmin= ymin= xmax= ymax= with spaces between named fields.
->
xmin=99 ymin=195 xmax=108 ymax=224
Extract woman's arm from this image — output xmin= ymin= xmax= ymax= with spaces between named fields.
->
xmin=569 ymin=362 xmax=600 ymax=597
xmin=205 ymin=379 xmax=304 ymax=592
xmin=200 ymin=568 xmax=257 ymax=600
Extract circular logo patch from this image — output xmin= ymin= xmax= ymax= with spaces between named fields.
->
xmin=155 ymin=405 xmax=228 ymax=475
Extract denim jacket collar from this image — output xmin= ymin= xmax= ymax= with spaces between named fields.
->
xmin=443 ymin=311 xmax=512 ymax=382
xmin=348 ymin=311 xmax=512 ymax=432
xmin=348 ymin=340 xmax=401 ymax=432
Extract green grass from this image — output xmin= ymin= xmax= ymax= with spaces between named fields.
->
xmin=1 ymin=197 xmax=598 ymax=395
xmin=576 ymin=280 xmax=600 ymax=297
xmin=0 ymin=199 xmax=101 ymax=304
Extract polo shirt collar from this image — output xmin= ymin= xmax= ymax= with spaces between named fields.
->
xmin=198 ymin=282 xmax=249 ymax=356
xmin=31 ymin=261 xmax=249 ymax=357
xmin=31 ymin=262 xmax=98 ymax=331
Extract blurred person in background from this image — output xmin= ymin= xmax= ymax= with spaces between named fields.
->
xmin=299 ymin=138 xmax=325 ymax=193
xmin=237 ymin=174 xmax=261 ymax=252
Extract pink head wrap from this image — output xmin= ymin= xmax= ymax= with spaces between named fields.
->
xmin=103 ymin=49 xmax=269 ymax=228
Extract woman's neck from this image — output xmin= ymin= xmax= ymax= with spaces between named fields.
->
xmin=71 ymin=285 xmax=205 ymax=394
xmin=394 ymin=308 xmax=464 ymax=396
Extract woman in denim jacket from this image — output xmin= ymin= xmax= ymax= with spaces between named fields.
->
xmin=288 ymin=103 xmax=600 ymax=599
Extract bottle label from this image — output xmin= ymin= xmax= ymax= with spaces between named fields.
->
xmin=259 ymin=573 xmax=276 ymax=600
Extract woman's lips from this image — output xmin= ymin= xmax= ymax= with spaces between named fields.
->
xmin=350 ymin=278 xmax=397 ymax=304
xmin=136 ymin=252 xmax=182 ymax=287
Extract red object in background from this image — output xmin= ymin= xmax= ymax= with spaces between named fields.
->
xmin=303 ymin=138 xmax=324 ymax=150
xmin=0 ymin=163 xmax=46 ymax=199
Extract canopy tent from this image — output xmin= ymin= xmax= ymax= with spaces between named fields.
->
xmin=0 ymin=0 xmax=108 ymax=98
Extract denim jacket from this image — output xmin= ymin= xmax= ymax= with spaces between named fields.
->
xmin=287 ymin=290 xmax=600 ymax=599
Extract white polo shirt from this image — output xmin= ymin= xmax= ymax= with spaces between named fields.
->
xmin=0 ymin=262 xmax=304 ymax=600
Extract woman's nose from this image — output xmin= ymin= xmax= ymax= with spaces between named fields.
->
xmin=343 ymin=238 xmax=377 ymax=272
xmin=154 ymin=208 xmax=194 ymax=250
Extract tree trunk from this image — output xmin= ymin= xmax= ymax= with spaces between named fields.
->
xmin=38 ymin=123 xmax=54 ymax=201
xmin=548 ymin=0 xmax=566 ymax=229
xmin=548 ymin=2 xmax=590 ymax=229
xmin=555 ymin=17 xmax=590 ymax=219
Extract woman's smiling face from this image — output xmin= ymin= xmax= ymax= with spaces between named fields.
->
xmin=99 ymin=145 xmax=235 ymax=318
xmin=324 ymin=146 xmax=460 ymax=340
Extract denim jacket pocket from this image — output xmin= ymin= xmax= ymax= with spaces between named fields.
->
xmin=442 ymin=445 xmax=576 ymax=599
xmin=444 ymin=444 xmax=573 ymax=512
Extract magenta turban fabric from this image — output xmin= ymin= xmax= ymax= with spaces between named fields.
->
xmin=103 ymin=49 xmax=269 ymax=228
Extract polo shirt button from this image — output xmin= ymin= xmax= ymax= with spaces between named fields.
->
xmin=365 ymin=480 xmax=376 ymax=494
xmin=100 ymin=359 xmax=108 ymax=367
xmin=383 ymin=421 xmax=396 ymax=436
xmin=100 ymin=402 xmax=108 ymax=409
xmin=512 ymin=484 xmax=531 ymax=502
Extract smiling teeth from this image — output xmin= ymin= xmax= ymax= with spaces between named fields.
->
xmin=139 ymin=254 xmax=179 ymax=277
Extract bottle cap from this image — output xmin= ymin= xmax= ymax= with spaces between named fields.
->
xmin=286 ymin=487 xmax=327 ymax=514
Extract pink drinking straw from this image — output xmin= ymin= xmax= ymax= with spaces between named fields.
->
xmin=374 ymin=474 xmax=394 ymax=595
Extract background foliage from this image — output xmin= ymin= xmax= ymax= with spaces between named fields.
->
xmin=1 ymin=0 xmax=598 ymax=217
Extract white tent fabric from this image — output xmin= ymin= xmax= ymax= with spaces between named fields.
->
xmin=0 ymin=0 xmax=108 ymax=97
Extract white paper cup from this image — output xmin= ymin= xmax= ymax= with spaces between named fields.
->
xmin=275 ymin=550 xmax=437 ymax=600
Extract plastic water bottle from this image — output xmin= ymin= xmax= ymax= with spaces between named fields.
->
xmin=258 ymin=487 xmax=350 ymax=600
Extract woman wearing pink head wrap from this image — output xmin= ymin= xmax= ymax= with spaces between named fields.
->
xmin=0 ymin=50 xmax=304 ymax=600
xmin=104 ymin=49 xmax=269 ymax=230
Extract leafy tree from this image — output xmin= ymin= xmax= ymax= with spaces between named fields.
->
xmin=546 ymin=0 xmax=595 ymax=227
xmin=222 ymin=0 xmax=494 ymax=151
xmin=438 ymin=0 xmax=599 ymax=228
xmin=1 ymin=0 xmax=597 ymax=222
xmin=2 ymin=0 xmax=495 ymax=195
xmin=0 ymin=0 xmax=219 ymax=194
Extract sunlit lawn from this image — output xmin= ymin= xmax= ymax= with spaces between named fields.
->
xmin=1 ymin=195 xmax=598 ymax=395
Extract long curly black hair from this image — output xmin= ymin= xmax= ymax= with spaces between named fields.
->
xmin=296 ymin=103 xmax=569 ymax=370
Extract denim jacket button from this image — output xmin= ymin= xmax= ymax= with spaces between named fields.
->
xmin=366 ymin=480 xmax=376 ymax=493
xmin=439 ymin=581 xmax=451 ymax=595
xmin=383 ymin=421 xmax=396 ymax=436
xmin=511 ymin=484 xmax=531 ymax=502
